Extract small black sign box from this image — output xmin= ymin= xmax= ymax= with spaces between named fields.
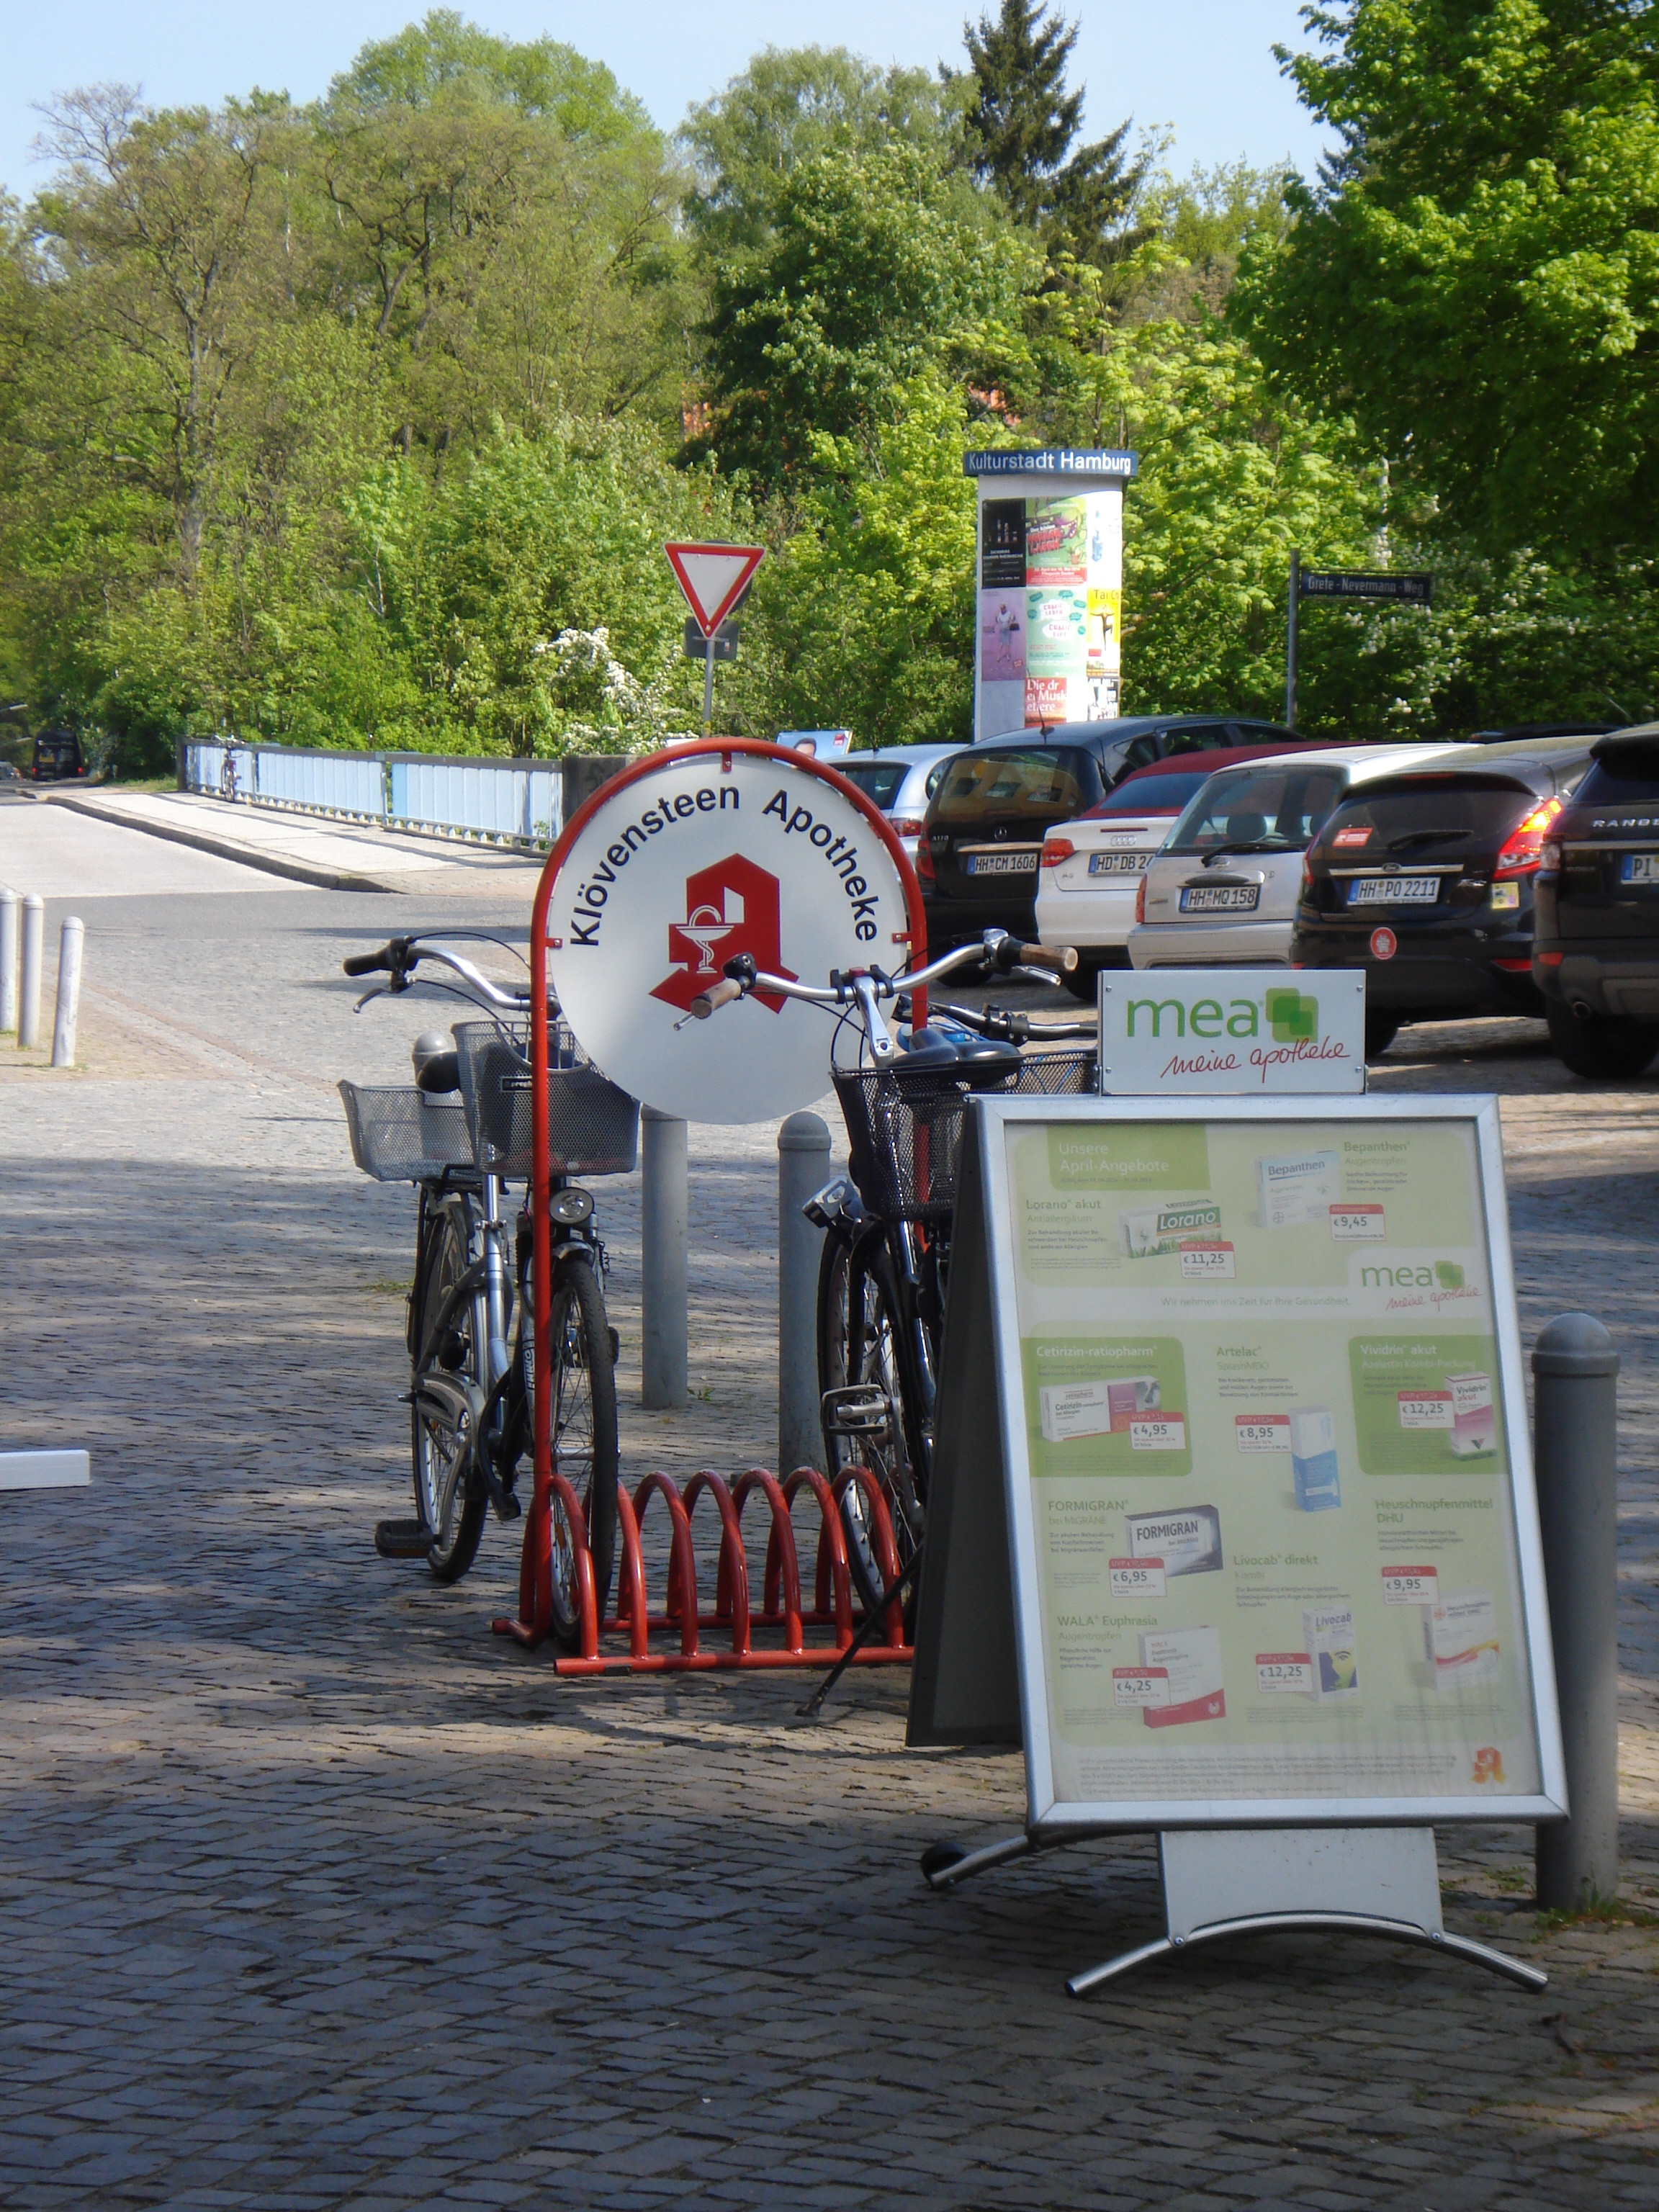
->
xmin=683 ymin=617 xmax=739 ymax=661
xmin=1300 ymin=570 xmax=1434 ymax=606
xmin=981 ymin=498 xmax=1027 ymax=588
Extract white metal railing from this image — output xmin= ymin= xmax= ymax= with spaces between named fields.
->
xmin=181 ymin=741 xmax=565 ymax=850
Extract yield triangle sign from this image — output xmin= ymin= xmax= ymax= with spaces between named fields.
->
xmin=664 ymin=540 xmax=765 ymax=637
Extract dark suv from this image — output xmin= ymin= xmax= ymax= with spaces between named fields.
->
xmin=1290 ymin=737 xmax=1594 ymax=1051
xmin=30 ymin=730 xmax=87 ymax=781
xmin=917 ymin=714 xmax=1300 ymax=942
xmin=1532 ymin=724 xmax=1659 ymax=1078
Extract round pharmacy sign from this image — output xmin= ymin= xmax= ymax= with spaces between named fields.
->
xmin=1370 ymin=925 xmax=1398 ymax=961
xmin=544 ymin=740 xmax=922 ymax=1124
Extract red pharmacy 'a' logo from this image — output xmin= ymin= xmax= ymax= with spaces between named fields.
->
xmin=651 ymin=854 xmax=797 ymax=1015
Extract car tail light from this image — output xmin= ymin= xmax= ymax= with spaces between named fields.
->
xmin=1538 ymin=950 xmax=1565 ymax=966
xmin=915 ymin=841 xmax=935 ymax=884
xmin=1494 ymin=796 xmax=1563 ymax=878
xmin=1041 ymin=836 xmax=1075 ymax=868
xmin=1540 ymin=839 xmax=1562 ymax=871
xmin=1134 ymin=873 xmax=1148 ymax=924
xmin=1493 ymin=957 xmax=1533 ymax=972
xmin=891 ymin=817 xmax=925 ymax=837
xmin=1300 ymin=860 xmax=1314 ymax=900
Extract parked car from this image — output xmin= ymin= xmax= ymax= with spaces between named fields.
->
xmin=0 ymin=760 xmax=20 ymax=783
xmin=1290 ymin=737 xmax=1596 ymax=1053
xmin=1128 ymin=747 xmax=1458 ymax=1010
xmin=1532 ymin=723 xmax=1659 ymax=1078
xmin=1465 ymin=721 xmax=1616 ymax=746
xmin=917 ymin=714 xmax=1302 ymax=943
xmin=30 ymin=730 xmax=87 ymax=781
xmin=832 ymin=745 xmax=961 ymax=866
xmin=1035 ymin=742 xmax=1336 ymax=998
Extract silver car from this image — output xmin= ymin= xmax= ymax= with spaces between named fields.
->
xmin=1130 ymin=745 xmax=1459 ymax=967
xmin=833 ymin=745 xmax=962 ymax=863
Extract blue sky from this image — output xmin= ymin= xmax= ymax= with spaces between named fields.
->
xmin=1 ymin=1 xmax=1329 ymax=202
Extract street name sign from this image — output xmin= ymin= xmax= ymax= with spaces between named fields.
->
xmin=664 ymin=541 xmax=765 ymax=637
xmin=1300 ymin=571 xmax=1434 ymax=606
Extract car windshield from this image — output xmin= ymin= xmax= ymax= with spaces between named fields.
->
xmin=1166 ymin=765 xmax=1346 ymax=855
xmin=1090 ymin=770 xmax=1213 ymax=818
xmin=934 ymin=747 xmax=1089 ymax=822
xmin=836 ymin=760 xmax=909 ymax=809
xmin=1575 ymin=746 xmax=1659 ymax=805
xmin=1317 ymin=775 xmax=1542 ymax=860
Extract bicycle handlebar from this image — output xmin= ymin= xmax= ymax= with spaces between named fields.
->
xmin=342 ymin=948 xmax=396 ymax=977
xmin=689 ymin=976 xmax=745 ymax=1020
xmin=1007 ymin=942 xmax=1078 ymax=977
xmin=342 ymin=936 xmax=539 ymax=1012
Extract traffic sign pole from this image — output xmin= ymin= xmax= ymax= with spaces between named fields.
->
xmin=1286 ymin=548 xmax=1300 ymax=729
xmin=703 ymin=633 xmax=716 ymax=738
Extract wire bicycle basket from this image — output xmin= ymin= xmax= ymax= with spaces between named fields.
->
xmin=833 ymin=1048 xmax=1097 ymax=1223
xmin=452 ymin=1020 xmax=639 ymax=1180
xmin=338 ymin=1081 xmax=475 ymax=1182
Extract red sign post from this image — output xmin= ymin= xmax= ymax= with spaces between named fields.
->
xmin=664 ymin=541 xmax=765 ymax=734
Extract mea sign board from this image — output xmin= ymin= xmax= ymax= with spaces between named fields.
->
xmin=547 ymin=742 xmax=916 ymax=1125
xmin=909 ymin=1093 xmax=1565 ymax=1840
xmin=1100 ymin=968 xmax=1365 ymax=1095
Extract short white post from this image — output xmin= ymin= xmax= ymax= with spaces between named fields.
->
xmin=18 ymin=893 xmax=43 ymax=1049
xmin=0 ymin=888 xmax=17 ymax=1033
xmin=640 ymin=1107 xmax=688 ymax=1408
xmin=51 ymin=916 xmax=84 ymax=1068
xmin=778 ymin=1112 xmax=831 ymax=1474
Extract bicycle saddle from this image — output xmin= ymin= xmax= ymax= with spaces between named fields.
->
xmin=902 ymin=1025 xmax=1023 ymax=1087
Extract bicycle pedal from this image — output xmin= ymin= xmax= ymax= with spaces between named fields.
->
xmin=375 ymin=1518 xmax=437 ymax=1558
xmin=822 ymin=1383 xmax=893 ymax=1437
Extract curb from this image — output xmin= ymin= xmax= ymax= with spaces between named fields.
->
xmin=43 ymin=792 xmax=408 ymax=894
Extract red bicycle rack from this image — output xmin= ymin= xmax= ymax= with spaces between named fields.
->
xmin=494 ymin=1461 xmax=912 ymax=1675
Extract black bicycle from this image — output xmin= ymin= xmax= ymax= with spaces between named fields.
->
xmin=338 ymin=935 xmax=637 ymax=1646
xmin=691 ymin=930 xmax=1094 ymax=1633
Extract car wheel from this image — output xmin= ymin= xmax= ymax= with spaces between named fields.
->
xmin=1061 ymin=958 xmax=1100 ymax=1004
xmin=1364 ymin=1013 xmax=1400 ymax=1059
xmin=1545 ymin=1000 xmax=1659 ymax=1080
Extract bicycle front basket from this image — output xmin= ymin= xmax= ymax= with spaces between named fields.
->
xmin=338 ymin=1080 xmax=474 ymax=1182
xmin=451 ymin=1020 xmax=639 ymax=1180
xmin=832 ymin=1047 xmax=1096 ymax=1224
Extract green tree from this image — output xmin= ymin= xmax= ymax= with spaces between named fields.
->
xmin=700 ymin=141 xmax=1036 ymax=483
xmin=958 ymin=0 xmax=1149 ymax=265
xmin=680 ymin=46 xmax=966 ymax=259
xmin=1236 ymin=0 xmax=1659 ymax=557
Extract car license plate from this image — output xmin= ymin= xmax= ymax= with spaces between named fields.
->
xmin=1088 ymin=851 xmax=1147 ymax=874
xmin=1346 ymin=875 xmax=1439 ymax=906
xmin=1621 ymin=852 xmax=1659 ymax=884
xmin=1179 ymin=883 xmax=1259 ymax=912
xmin=963 ymin=850 xmax=1037 ymax=876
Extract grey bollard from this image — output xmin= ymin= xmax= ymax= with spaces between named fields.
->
xmin=0 ymin=888 xmax=16 ymax=1033
xmin=1534 ymin=1312 xmax=1621 ymax=1910
xmin=18 ymin=894 xmax=42 ymax=1049
xmin=778 ymin=1112 xmax=831 ymax=1475
xmin=50 ymin=916 xmax=84 ymax=1068
xmin=640 ymin=1107 xmax=688 ymax=1408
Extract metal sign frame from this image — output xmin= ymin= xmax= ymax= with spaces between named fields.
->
xmin=971 ymin=1089 xmax=1567 ymax=1838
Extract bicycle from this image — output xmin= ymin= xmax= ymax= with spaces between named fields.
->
xmin=337 ymin=934 xmax=637 ymax=1645
xmin=219 ymin=747 xmax=240 ymax=804
xmin=688 ymin=929 xmax=1094 ymax=1638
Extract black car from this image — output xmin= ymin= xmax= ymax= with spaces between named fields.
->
xmin=917 ymin=714 xmax=1300 ymax=943
xmin=1289 ymin=737 xmax=1594 ymax=1053
xmin=31 ymin=730 xmax=87 ymax=781
xmin=1532 ymin=723 xmax=1659 ymax=1078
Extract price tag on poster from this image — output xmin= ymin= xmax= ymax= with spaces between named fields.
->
xmin=908 ymin=1092 xmax=1566 ymax=1842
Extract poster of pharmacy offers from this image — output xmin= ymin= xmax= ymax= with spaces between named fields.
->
xmin=982 ymin=1094 xmax=1563 ymax=1828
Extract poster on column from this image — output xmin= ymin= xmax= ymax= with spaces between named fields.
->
xmin=913 ymin=1093 xmax=1566 ymax=1831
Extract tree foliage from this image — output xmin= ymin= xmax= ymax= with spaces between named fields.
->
xmin=1236 ymin=0 xmax=1659 ymax=558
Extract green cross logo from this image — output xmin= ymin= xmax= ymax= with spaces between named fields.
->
xmin=1264 ymin=987 xmax=1318 ymax=1043
xmin=1434 ymin=1261 xmax=1465 ymax=1288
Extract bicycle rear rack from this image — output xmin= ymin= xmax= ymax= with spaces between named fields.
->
xmin=494 ymin=1462 xmax=914 ymax=1675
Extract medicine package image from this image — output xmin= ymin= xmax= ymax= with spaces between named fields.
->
xmin=1255 ymin=1148 xmax=1340 ymax=1228
xmin=1125 ymin=1505 xmax=1223 ymax=1578
xmin=1302 ymin=1603 xmax=1361 ymax=1701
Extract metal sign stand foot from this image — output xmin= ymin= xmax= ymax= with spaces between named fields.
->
xmin=1064 ymin=1827 xmax=1546 ymax=1997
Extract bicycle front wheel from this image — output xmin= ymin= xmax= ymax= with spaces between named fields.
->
xmin=523 ymin=1252 xmax=619 ymax=1649
xmin=817 ymin=1231 xmax=926 ymax=1626
xmin=410 ymin=1200 xmax=487 ymax=1584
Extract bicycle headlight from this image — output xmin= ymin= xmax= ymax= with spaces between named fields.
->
xmin=549 ymin=1187 xmax=595 ymax=1226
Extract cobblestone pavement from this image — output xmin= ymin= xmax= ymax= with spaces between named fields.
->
xmin=1 ymin=809 xmax=1657 ymax=2209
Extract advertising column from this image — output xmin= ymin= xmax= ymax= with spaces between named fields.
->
xmin=967 ymin=448 xmax=1138 ymax=743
